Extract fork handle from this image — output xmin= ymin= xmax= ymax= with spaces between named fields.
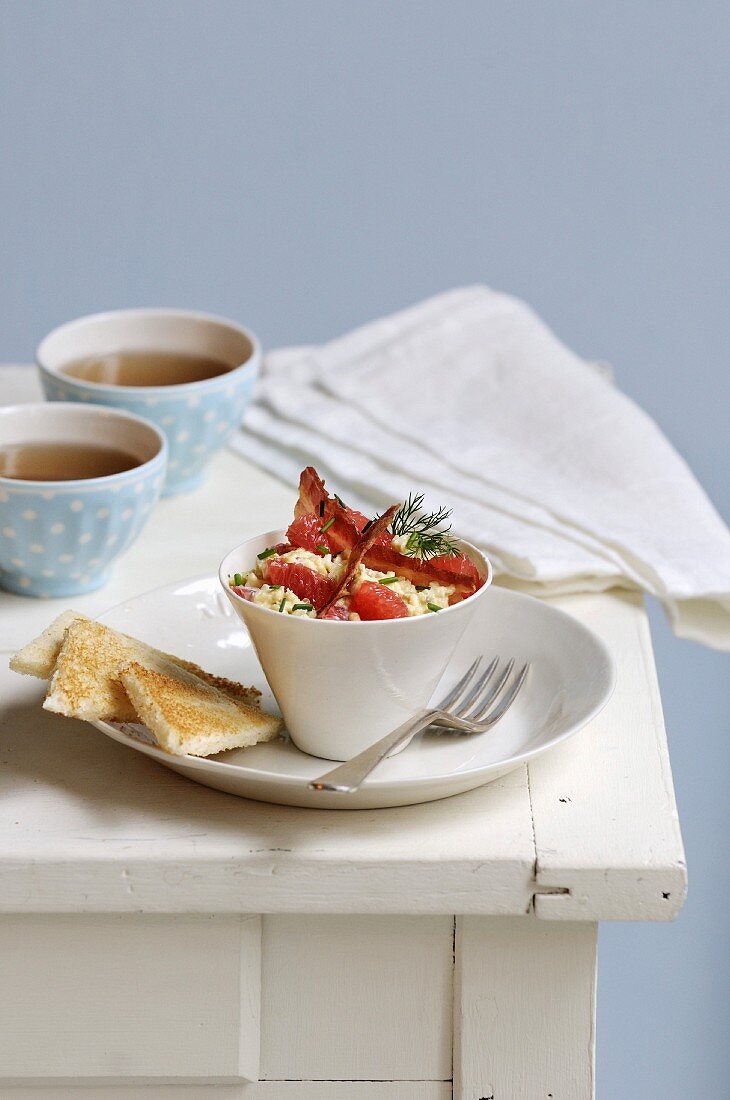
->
xmin=308 ymin=709 xmax=435 ymax=793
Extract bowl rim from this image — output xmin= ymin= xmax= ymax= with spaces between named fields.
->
xmin=0 ymin=401 xmax=168 ymax=490
xmin=219 ymin=528 xmax=493 ymax=627
xmin=35 ymin=307 xmax=261 ymax=396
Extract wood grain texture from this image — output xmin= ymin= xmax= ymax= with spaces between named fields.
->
xmin=2 ymin=1085 xmax=451 ymax=1099
xmin=530 ymin=591 xmax=687 ymax=920
xmin=0 ymin=665 xmax=534 ymax=915
xmin=0 ymin=914 xmax=260 ymax=1081
xmin=260 ymin=915 xmax=453 ymax=1081
xmin=0 ymin=590 xmax=686 ymax=920
xmin=454 ymin=916 xmax=596 ymax=1100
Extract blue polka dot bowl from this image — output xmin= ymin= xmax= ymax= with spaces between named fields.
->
xmin=0 ymin=403 xmax=167 ymax=598
xmin=36 ymin=309 xmax=260 ymax=496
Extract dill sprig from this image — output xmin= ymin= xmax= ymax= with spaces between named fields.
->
xmin=388 ymin=492 xmax=460 ymax=559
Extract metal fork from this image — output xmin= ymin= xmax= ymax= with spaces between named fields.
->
xmin=308 ymin=656 xmax=530 ymax=793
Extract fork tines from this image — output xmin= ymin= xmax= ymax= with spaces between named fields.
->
xmin=434 ymin=656 xmax=529 ymax=730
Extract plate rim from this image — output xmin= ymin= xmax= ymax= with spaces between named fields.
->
xmin=93 ymin=573 xmax=617 ymax=792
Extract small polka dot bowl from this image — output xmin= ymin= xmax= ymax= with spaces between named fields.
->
xmin=0 ymin=403 xmax=166 ymax=598
xmin=36 ymin=309 xmax=260 ymax=495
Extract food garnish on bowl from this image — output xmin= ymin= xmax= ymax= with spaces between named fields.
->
xmin=228 ymin=467 xmax=484 ymax=621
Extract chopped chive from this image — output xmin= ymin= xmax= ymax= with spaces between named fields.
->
xmin=292 ymin=602 xmax=313 ymax=612
xmin=427 ymin=602 xmax=441 ymax=613
xmin=321 ymin=517 xmax=335 ymax=534
xmin=361 ymin=519 xmax=373 ymax=533
xmin=319 ymin=499 xmax=325 ymax=517
xmin=415 ymin=585 xmax=429 ymax=591
xmin=316 ymin=544 xmax=328 ymax=555
xmin=233 ymin=572 xmax=243 ymax=586
xmin=334 ymin=494 xmax=347 ymax=508
xmin=268 ymin=584 xmax=282 ymax=590
xmin=278 ymin=597 xmax=287 ymax=613
xmin=378 ymin=575 xmax=399 ymax=585
xmin=257 ymin=547 xmax=277 ymax=560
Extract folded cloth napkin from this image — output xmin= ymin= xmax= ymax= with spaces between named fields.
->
xmin=231 ymin=286 xmax=730 ymax=649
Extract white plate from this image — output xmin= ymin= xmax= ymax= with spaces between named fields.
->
xmin=94 ymin=575 xmax=615 ymax=809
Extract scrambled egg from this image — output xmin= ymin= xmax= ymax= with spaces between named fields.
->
xmin=240 ymin=578 xmax=318 ymax=617
xmin=352 ymin=565 xmax=454 ymax=615
xmin=276 ymin=547 xmax=346 ymax=581
xmin=240 ymin=546 xmax=455 ymax=618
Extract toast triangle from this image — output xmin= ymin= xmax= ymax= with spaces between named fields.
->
xmin=121 ymin=660 xmax=283 ymax=757
xmin=9 ymin=610 xmax=88 ymax=680
xmin=41 ymin=617 xmax=261 ymax=723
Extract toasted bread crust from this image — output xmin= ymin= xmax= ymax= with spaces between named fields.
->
xmin=39 ymin=617 xmax=262 ymax=723
xmin=43 ymin=618 xmax=139 ymax=721
xmin=121 ymin=661 xmax=282 ymax=757
xmin=9 ymin=610 xmax=88 ymax=680
xmin=177 ymin=664 xmax=260 ymax=708
xmin=13 ymin=610 xmax=276 ymax=757
xmin=11 ymin=613 xmax=259 ymax=709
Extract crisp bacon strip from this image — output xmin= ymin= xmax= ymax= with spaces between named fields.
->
xmin=321 ymin=599 xmax=351 ymax=621
xmin=294 ymin=467 xmax=361 ymax=555
xmin=362 ymin=544 xmax=481 ymax=600
xmin=295 ymin=467 xmax=482 ymax=605
xmin=294 ymin=466 xmax=327 ymax=519
xmin=319 ymin=504 xmax=399 ymax=616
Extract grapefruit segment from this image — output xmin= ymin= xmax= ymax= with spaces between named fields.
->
xmin=350 ymin=581 xmax=409 ymax=620
xmin=286 ymin=513 xmax=328 ymax=554
xmin=263 ymin=559 xmax=335 ymax=611
xmin=342 ymin=505 xmax=370 ymax=531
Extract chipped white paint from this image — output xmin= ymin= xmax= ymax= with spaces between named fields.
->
xmin=529 ymin=590 xmax=687 ymax=920
xmin=0 ymin=662 xmax=536 ymax=914
xmin=0 ymin=586 xmax=684 ymax=919
xmin=454 ymin=917 xmax=597 ymax=1099
xmin=0 ymin=661 xmax=535 ymax=914
xmin=2 ymin=1085 xmax=451 ymax=1099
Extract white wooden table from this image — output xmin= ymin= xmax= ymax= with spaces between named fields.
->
xmin=0 ymin=368 xmax=686 ymax=1099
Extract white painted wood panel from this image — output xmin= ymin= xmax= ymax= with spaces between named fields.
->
xmin=530 ymin=591 xmax=686 ymax=920
xmin=6 ymin=1085 xmax=451 ymax=1099
xmin=0 ymin=663 xmax=534 ymax=915
xmin=0 ymin=914 xmax=260 ymax=1082
xmin=260 ymin=915 xmax=453 ymax=1081
xmin=454 ymin=916 xmax=596 ymax=1100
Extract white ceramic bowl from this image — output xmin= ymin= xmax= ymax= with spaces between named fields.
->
xmin=36 ymin=309 xmax=260 ymax=495
xmin=219 ymin=530 xmax=492 ymax=760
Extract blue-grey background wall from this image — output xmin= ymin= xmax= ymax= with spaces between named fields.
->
xmin=1 ymin=2 xmax=727 ymax=1094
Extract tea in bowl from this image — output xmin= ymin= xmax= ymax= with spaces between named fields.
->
xmin=36 ymin=309 xmax=260 ymax=495
xmin=0 ymin=403 xmax=166 ymax=597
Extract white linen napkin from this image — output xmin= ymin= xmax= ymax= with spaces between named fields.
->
xmin=231 ymin=286 xmax=730 ymax=649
